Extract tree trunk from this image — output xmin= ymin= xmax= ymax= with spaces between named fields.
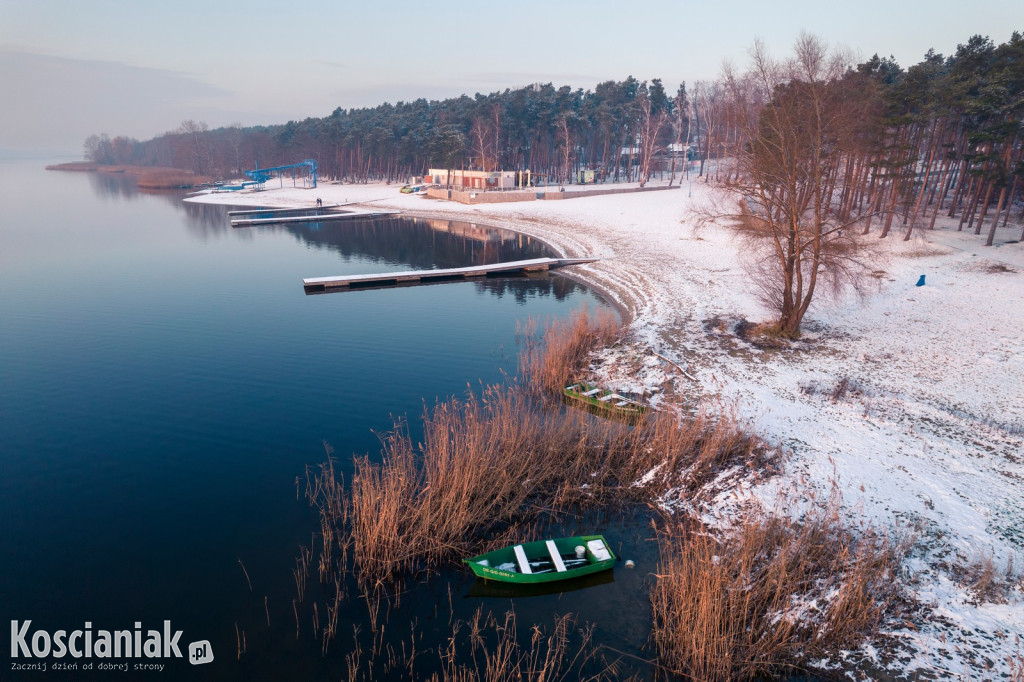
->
xmin=880 ymin=172 xmax=901 ymax=238
xmin=905 ymin=120 xmax=942 ymax=239
xmin=946 ymin=160 xmax=964 ymax=216
xmin=929 ymin=153 xmax=954 ymax=226
xmin=984 ymin=186 xmax=1007 ymax=246
xmin=957 ymin=175 xmax=981 ymax=230
xmin=1002 ymin=175 xmax=1019 ymax=227
xmin=971 ymin=180 xmax=995 ymax=235
xmin=862 ymin=169 xmax=885 ymax=235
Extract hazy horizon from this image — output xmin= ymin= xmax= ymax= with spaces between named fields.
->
xmin=2 ymin=0 xmax=1021 ymax=156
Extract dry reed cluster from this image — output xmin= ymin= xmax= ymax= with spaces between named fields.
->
xmin=46 ymin=162 xmax=209 ymax=188
xmin=297 ymin=309 xmax=908 ymax=678
xmin=334 ymin=382 xmax=760 ymax=588
xmin=651 ymin=492 xmax=906 ymax=680
xmin=134 ymin=168 xmax=210 ymax=189
xmin=434 ymin=609 xmax=610 ymax=682
xmin=304 ymin=309 xmax=761 ymax=592
xmin=517 ymin=308 xmax=621 ymax=396
xmin=342 ymin=608 xmax=613 ymax=682
xmin=955 ymin=551 xmax=1022 ymax=605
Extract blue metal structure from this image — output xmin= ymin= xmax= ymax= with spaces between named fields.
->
xmin=245 ymin=159 xmax=318 ymax=190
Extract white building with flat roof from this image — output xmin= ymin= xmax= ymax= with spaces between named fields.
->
xmin=425 ymin=169 xmax=529 ymax=190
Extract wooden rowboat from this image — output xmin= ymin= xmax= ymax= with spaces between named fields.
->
xmin=563 ymin=382 xmax=651 ymax=421
xmin=463 ymin=535 xmax=616 ymax=584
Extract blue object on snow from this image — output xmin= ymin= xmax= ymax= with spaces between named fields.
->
xmin=916 ymin=275 xmax=926 ymax=287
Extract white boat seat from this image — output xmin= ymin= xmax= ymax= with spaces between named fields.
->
xmin=513 ymin=544 xmax=533 ymax=574
xmin=546 ymin=540 xmax=567 ymax=572
xmin=598 ymin=394 xmax=614 ymax=402
xmin=615 ymin=401 xmax=629 ymax=407
xmin=582 ymin=388 xmax=601 ymax=396
xmin=587 ymin=539 xmax=612 ymax=561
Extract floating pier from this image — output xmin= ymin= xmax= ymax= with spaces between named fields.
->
xmin=303 ymin=257 xmax=598 ymax=293
xmin=231 ymin=209 xmax=400 ymax=228
xmin=227 ymin=204 xmax=342 ymax=216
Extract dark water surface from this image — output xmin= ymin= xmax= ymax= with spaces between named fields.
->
xmin=1 ymin=162 xmax=657 ymax=680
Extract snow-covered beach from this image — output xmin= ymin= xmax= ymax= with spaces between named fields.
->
xmin=188 ymin=180 xmax=1023 ymax=677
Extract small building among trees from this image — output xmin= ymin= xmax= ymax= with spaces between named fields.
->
xmin=425 ymin=169 xmax=530 ymax=190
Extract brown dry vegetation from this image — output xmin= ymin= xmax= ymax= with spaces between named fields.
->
xmin=46 ymin=162 xmax=210 ymax=188
xmin=955 ymin=551 xmax=1022 ymax=604
xmin=433 ymin=610 xmax=612 ymax=682
xmin=341 ymin=608 xmax=616 ymax=682
xmin=1010 ymin=648 xmax=1023 ymax=682
xmin=651 ymin=492 xmax=907 ymax=680
xmin=298 ymin=309 xmax=910 ymax=678
xmin=517 ymin=307 xmax=622 ymax=395
xmin=305 ymin=309 xmax=761 ymax=591
xmin=135 ymin=168 xmax=210 ymax=189
xmin=337 ymin=380 xmax=761 ymax=588
xmin=45 ymin=162 xmax=101 ymax=171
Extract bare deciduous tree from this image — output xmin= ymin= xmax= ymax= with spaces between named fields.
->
xmin=668 ymin=83 xmax=690 ymax=187
xmin=83 ymin=133 xmax=114 ymax=164
xmin=707 ymin=35 xmax=877 ymax=337
xmin=177 ymin=120 xmax=210 ymax=175
xmin=470 ymin=117 xmax=493 ymax=171
xmin=636 ymin=85 xmax=668 ymax=187
xmin=692 ymin=81 xmax=724 ymax=178
xmin=556 ymin=115 xmax=574 ymax=184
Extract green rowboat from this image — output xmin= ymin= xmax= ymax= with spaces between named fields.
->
xmin=563 ymin=382 xmax=651 ymax=421
xmin=463 ymin=535 xmax=616 ymax=584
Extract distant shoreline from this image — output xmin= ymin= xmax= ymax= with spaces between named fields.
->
xmin=45 ymin=161 xmax=102 ymax=171
xmin=46 ymin=162 xmax=211 ymax=189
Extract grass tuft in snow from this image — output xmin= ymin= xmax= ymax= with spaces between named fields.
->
xmin=954 ymin=551 xmax=1023 ymax=604
xmin=1009 ymin=647 xmax=1023 ymax=682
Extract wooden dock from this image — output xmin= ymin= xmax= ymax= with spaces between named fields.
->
xmin=303 ymin=257 xmax=598 ymax=293
xmin=227 ymin=204 xmax=342 ymax=216
xmin=231 ymin=209 xmax=400 ymax=228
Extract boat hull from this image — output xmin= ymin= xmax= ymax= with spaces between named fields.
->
xmin=467 ymin=568 xmax=614 ymax=597
xmin=562 ymin=383 xmax=649 ymax=422
xmin=463 ymin=535 xmax=616 ymax=584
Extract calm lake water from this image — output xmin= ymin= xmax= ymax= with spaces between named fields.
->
xmin=0 ymin=161 xmax=657 ymax=680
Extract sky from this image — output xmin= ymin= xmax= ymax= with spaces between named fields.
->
xmin=1 ymin=0 xmax=1021 ymax=156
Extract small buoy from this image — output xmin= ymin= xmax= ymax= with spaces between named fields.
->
xmin=625 ymin=560 xmax=635 ymax=569
xmin=575 ymin=546 xmax=586 ymax=559
xmin=916 ymin=274 xmax=926 ymax=287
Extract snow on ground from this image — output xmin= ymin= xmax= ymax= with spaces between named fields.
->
xmin=188 ymin=179 xmax=1024 ymax=677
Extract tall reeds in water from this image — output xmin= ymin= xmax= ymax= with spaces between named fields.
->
xmin=651 ymin=491 xmax=907 ymax=680
xmin=434 ymin=609 xmax=610 ymax=682
xmin=340 ymin=607 xmax=613 ymax=681
xmin=302 ymin=307 xmax=905 ymax=678
xmin=309 ymin=308 xmax=761 ymax=589
xmin=517 ymin=307 xmax=621 ymax=396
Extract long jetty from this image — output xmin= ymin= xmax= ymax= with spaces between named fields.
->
xmin=227 ymin=204 xmax=343 ymax=216
xmin=231 ymin=209 xmax=400 ymax=228
xmin=228 ymin=197 xmax=394 ymax=218
xmin=303 ymin=257 xmax=598 ymax=293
